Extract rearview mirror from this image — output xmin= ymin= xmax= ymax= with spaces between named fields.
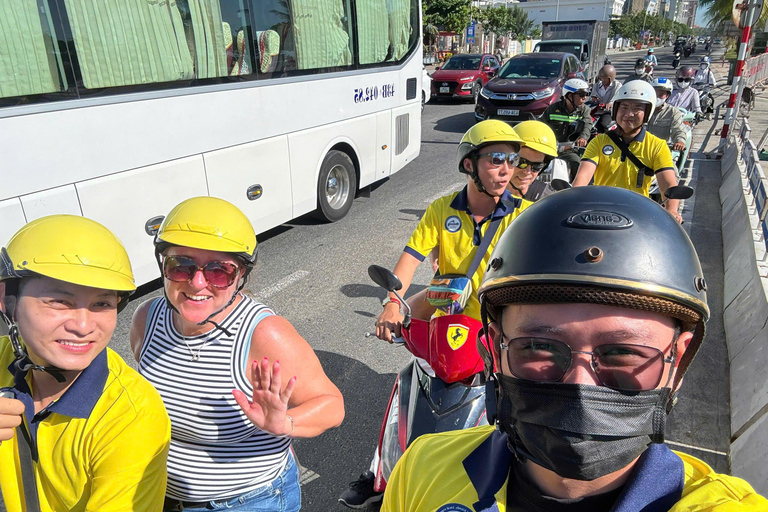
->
xmin=664 ymin=185 xmax=694 ymax=200
xmin=581 ymin=52 xmax=588 ymax=61
xmin=368 ymin=265 xmax=403 ymax=292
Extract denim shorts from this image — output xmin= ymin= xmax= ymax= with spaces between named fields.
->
xmin=166 ymin=452 xmax=301 ymax=511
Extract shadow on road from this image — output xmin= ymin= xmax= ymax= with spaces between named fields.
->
xmin=433 ymin=111 xmax=476 ymax=134
xmin=294 ymin=350 xmax=397 ymax=511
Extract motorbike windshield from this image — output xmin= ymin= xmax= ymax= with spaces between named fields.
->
xmin=441 ymin=56 xmax=482 ymax=70
xmin=500 ymin=58 xmax=561 ymax=79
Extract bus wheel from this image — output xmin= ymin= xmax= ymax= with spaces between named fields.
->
xmin=316 ymin=150 xmax=357 ymax=222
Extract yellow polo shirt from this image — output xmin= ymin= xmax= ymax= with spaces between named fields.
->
xmin=382 ymin=425 xmax=768 ymax=512
xmin=582 ymin=128 xmax=675 ymax=197
xmin=0 ymin=339 xmax=170 ymax=512
xmin=404 ymin=187 xmax=531 ymax=320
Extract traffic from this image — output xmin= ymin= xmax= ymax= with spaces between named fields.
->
xmin=1 ymin=6 xmax=766 ymax=511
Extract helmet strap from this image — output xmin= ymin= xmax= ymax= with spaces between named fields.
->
xmin=0 ymin=308 xmax=66 ymax=384
xmin=469 ymin=155 xmax=502 ymax=199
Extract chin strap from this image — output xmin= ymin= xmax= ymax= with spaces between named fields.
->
xmin=467 ymin=155 xmax=504 ymax=199
xmin=0 ymin=309 xmax=66 ymax=383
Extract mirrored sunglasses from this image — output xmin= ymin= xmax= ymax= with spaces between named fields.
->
xmin=477 ymin=151 xmax=517 ymax=167
xmin=163 ymin=255 xmax=240 ymax=289
xmin=513 ymin=155 xmax=548 ymax=173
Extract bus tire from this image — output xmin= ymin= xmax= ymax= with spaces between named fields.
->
xmin=316 ymin=150 xmax=357 ymax=222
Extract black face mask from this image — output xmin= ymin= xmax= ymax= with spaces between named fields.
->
xmin=496 ymin=376 xmax=670 ymax=481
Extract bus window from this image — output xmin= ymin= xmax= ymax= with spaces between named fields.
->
xmin=1 ymin=0 xmax=68 ymax=99
xmin=357 ymin=0 xmax=389 ymax=65
xmin=290 ymin=0 xmax=354 ymax=70
xmin=387 ymin=0 xmax=412 ymax=61
xmin=175 ymin=0 xmax=230 ymax=79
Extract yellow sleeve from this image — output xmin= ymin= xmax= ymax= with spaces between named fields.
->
xmin=582 ymin=136 xmax=602 ymax=165
xmin=86 ymin=381 xmax=170 ymax=512
xmin=381 ymin=442 xmax=413 ymax=512
xmin=404 ymin=199 xmax=442 ymax=261
xmin=653 ymin=138 xmax=675 ymax=173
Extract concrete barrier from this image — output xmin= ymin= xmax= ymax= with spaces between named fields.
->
xmin=719 ymin=120 xmax=768 ymax=494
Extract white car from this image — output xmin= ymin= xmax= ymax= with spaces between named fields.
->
xmin=422 ymin=67 xmax=431 ymax=110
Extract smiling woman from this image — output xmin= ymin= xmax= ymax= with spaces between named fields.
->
xmin=130 ymin=196 xmax=344 ymax=512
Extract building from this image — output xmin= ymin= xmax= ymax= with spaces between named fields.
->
xmin=505 ymin=0 xmax=624 ymax=25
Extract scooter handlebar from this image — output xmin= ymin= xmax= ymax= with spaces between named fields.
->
xmin=364 ymin=332 xmax=406 ymax=344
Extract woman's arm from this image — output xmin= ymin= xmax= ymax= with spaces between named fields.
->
xmin=236 ymin=315 xmax=345 ymax=438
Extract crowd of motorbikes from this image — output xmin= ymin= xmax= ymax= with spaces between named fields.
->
xmin=362 ymin=42 xmax=709 ymax=495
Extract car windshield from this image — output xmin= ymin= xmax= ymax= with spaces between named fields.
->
xmin=500 ymin=58 xmax=561 ymax=79
xmin=440 ymin=56 xmax=482 ymax=71
xmin=536 ymin=43 xmax=581 ymax=55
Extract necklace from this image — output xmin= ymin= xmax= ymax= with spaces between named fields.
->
xmin=181 ymin=339 xmax=210 ymax=362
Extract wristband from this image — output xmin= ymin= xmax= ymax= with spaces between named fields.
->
xmin=382 ymin=297 xmax=401 ymax=307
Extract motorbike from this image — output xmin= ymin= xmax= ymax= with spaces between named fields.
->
xmin=694 ymin=82 xmax=714 ymax=119
xmin=672 ymin=51 xmax=681 ymax=68
xmin=684 ymin=45 xmax=692 ymax=58
xmin=366 ymin=265 xmax=488 ymax=492
xmin=644 ymin=62 xmax=655 ymax=79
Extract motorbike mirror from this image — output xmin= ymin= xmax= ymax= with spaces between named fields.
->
xmin=581 ymin=52 xmax=588 ymax=61
xmin=664 ymin=185 xmax=694 ymax=200
xmin=368 ymin=264 xmax=403 ymax=292
xmin=551 ymin=179 xmax=573 ymax=191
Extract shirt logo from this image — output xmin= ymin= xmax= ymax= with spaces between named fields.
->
xmin=445 ymin=216 xmax=462 ymax=233
xmin=447 ymin=324 xmax=469 ymax=350
xmin=566 ymin=210 xmax=634 ymax=229
xmin=602 ymin=145 xmax=615 ymax=155
xmin=437 ymin=505 xmax=473 ymax=512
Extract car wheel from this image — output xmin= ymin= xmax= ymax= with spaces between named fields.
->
xmin=315 ymin=150 xmax=357 ymax=222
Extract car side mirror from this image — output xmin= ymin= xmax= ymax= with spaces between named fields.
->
xmin=581 ymin=52 xmax=588 ymax=61
xmin=483 ymin=66 xmax=491 ymax=71
xmin=435 ymin=65 xmax=441 ymax=70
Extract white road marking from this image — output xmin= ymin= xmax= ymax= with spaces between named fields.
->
xmin=300 ymin=467 xmax=320 ymax=485
xmin=255 ymin=270 xmax=309 ymax=300
xmin=424 ymin=182 xmax=464 ymax=204
xmin=666 ymin=440 xmax=728 ymax=456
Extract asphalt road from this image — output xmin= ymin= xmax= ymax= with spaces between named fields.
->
xmin=0 ymin=44 xmax=731 ymax=512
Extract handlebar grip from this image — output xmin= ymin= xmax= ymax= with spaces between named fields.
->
xmin=391 ymin=337 xmax=406 ymax=345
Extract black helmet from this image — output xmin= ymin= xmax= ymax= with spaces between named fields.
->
xmin=635 ymin=58 xmax=646 ymax=67
xmin=478 ymin=187 xmax=708 ymax=409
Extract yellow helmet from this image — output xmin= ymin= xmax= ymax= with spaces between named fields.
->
xmin=457 ymin=120 xmax=523 ymax=172
xmin=155 ymin=197 xmax=257 ymax=265
xmin=0 ymin=214 xmax=135 ymax=295
xmin=512 ymin=121 xmax=559 ymax=158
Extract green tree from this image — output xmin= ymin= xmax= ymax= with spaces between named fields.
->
xmin=529 ymin=25 xmax=542 ymax=39
xmin=507 ymin=5 xmax=533 ymax=41
xmin=423 ymin=0 xmax=472 ymax=35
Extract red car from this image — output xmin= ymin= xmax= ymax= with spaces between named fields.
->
xmin=431 ymin=54 xmax=500 ymax=102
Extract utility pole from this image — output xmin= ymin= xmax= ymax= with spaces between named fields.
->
xmin=720 ymin=0 xmax=762 ymax=141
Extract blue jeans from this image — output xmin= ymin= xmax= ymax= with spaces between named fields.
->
xmin=169 ymin=453 xmax=301 ymax=511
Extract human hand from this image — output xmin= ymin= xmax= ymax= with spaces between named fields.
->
xmin=575 ymin=138 xmax=587 ymax=147
xmin=376 ymin=303 xmax=403 ymax=343
xmin=233 ymin=358 xmax=296 ymax=436
xmin=0 ymin=395 xmax=25 ymax=444
xmin=673 ymin=141 xmax=686 ymax=151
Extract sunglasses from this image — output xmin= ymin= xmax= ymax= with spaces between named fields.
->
xmin=575 ymin=92 xmax=589 ymax=98
xmin=499 ymin=335 xmax=676 ymax=392
xmin=677 ymin=78 xmax=692 ymax=83
xmin=513 ymin=155 xmax=548 ymax=173
xmin=163 ymin=255 xmax=240 ymax=289
xmin=477 ymin=151 xmax=517 ymax=167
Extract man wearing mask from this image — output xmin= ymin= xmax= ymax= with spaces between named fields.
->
xmin=668 ymin=66 xmax=702 ymax=114
xmin=540 ymin=78 xmax=593 ymax=181
xmin=626 ymin=58 xmax=652 ymax=83
xmin=591 ymin=65 xmax=622 ymax=110
xmin=382 ymin=186 xmax=768 ymax=511
xmin=648 ymin=77 xmax=687 ymax=152
xmin=695 ymin=56 xmax=717 ymax=88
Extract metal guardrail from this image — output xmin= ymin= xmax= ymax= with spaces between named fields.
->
xmin=744 ymin=53 xmax=768 ymax=88
xmin=735 ymin=119 xmax=768 ymax=251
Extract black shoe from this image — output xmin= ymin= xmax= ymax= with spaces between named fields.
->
xmin=338 ymin=471 xmax=383 ymax=509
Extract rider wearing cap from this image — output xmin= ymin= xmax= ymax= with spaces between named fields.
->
xmin=540 ymin=78 xmax=594 ymax=181
xmin=506 ymin=121 xmax=559 ymax=202
xmin=382 ymin=186 xmax=768 ymax=511
xmin=591 ymin=65 xmax=622 ymax=110
xmin=0 ymin=215 xmax=170 ymax=512
xmin=573 ymin=80 xmax=682 ymax=222
xmin=695 ymin=56 xmax=717 ymax=89
xmin=668 ymin=66 xmax=702 ymax=114
xmin=340 ymin=120 xmax=530 ymax=508
xmin=645 ymin=47 xmax=658 ymax=67
xmin=648 ymin=77 xmax=687 ymax=152
xmin=626 ymin=58 xmax=653 ymax=83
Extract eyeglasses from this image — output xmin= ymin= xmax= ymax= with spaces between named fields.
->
xmin=477 ymin=151 xmax=517 ymax=167
xmin=499 ymin=335 xmax=676 ymax=391
xmin=677 ymin=78 xmax=692 ymax=83
xmin=513 ymin=155 xmax=548 ymax=173
xmin=575 ymin=92 xmax=589 ymax=98
xmin=163 ymin=255 xmax=240 ymax=289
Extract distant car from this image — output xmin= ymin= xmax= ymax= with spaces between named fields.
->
xmin=422 ymin=68 xmax=431 ymax=111
xmin=431 ymin=53 xmax=500 ymax=102
xmin=475 ymin=52 xmax=585 ymax=123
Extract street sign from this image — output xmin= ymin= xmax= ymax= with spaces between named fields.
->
xmin=467 ymin=21 xmax=475 ymax=44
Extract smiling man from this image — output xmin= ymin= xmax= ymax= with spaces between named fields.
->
xmin=382 ymin=186 xmax=767 ymax=512
xmin=505 ymin=121 xmax=559 ymax=202
xmin=0 ymin=215 xmax=170 ymax=512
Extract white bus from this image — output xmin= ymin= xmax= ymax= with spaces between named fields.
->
xmin=1 ymin=0 xmax=422 ymax=285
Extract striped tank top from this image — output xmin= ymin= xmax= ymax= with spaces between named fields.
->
xmin=139 ymin=294 xmax=290 ymax=501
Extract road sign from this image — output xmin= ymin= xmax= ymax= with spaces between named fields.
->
xmin=467 ymin=21 xmax=475 ymax=44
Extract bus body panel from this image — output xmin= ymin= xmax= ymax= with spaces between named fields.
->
xmin=20 ymin=185 xmax=83 ymax=222
xmin=376 ymin=111 xmax=393 ymax=179
xmin=75 ymin=156 xmax=209 ymax=284
xmin=0 ymin=199 xmax=27 ymax=248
